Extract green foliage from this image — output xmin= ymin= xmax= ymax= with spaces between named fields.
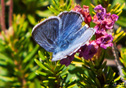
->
xmin=13 ymin=0 xmax=52 ymax=15
xmin=108 ymin=3 xmax=125 ymax=16
xmin=0 ymin=0 xmax=126 ymax=88
xmin=111 ymin=0 xmax=126 ymax=10
xmin=48 ymin=0 xmax=75 ymax=15
xmin=90 ymin=1 xmax=125 ymax=16
xmin=35 ymin=50 xmax=68 ymax=87
xmin=110 ymin=0 xmax=126 ymax=27
xmin=71 ymin=49 xmax=119 ymax=88
xmin=13 ymin=0 xmax=53 ymax=28
xmin=0 ymin=14 xmax=40 ymax=88
xmin=120 ymin=48 xmax=126 ymax=81
xmin=113 ymin=27 xmax=126 ymax=43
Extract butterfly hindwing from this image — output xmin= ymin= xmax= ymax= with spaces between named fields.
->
xmin=52 ymin=26 xmax=95 ymax=61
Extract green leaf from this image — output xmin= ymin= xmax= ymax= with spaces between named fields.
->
xmin=36 ymin=70 xmax=47 ymax=76
xmin=0 ymin=53 xmax=13 ymax=64
xmin=114 ymin=76 xmax=121 ymax=83
xmin=52 ymin=0 xmax=60 ymax=10
xmin=113 ymin=3 xmax=121 ymax=12
xmin=116 ymin=3 xmax=125 ymax=13
xmin=38 ymin=50 xmax=46 ymax=61
xmin=106 ymin=67 xmax=115 ymax=83
xmin=34 ymin=59 xmax=53 ymax=74
xmin=27 ymin=15 xmax=36 ymax=25
xmin=23 ymin=45 xmax=39 ymax=63
xmin=28 ymin=72 xmax=36 ymax=80
xmin=36 ymin=10 xmax=52 ymax=17
xmin=34 ymin=79 xmax=41 ymax=88
xmin=95 ymin=78 xmax=101 ymax=88
xmin=48 ymin=76 xmax=56 ymax=79
xmin=116 ymin=16 xmax=126 ymax=27
xmin=48 ymin=6 xmax=59 ymax=15
xmin=107 ymin=4 xmax=111 ymax=12
xmin=112 ymin=1 xmax=126 ymax=10
xmin=116 ymin=27 xmax=121 ymax=33
xmin=48 ymin=0 xmax=74 ymax=15
xmin=113 ymin=29 xmax=126 ymax=43
xmin=0 ymin=76 xmax=15 ymax=82
xmin=29 ymin=79 xmax=41 ymax=88
xmin=23 ymin=58 xmax=34 ymax=72
xmin=0 ymin=60 xmax=7 ymax=66
xmin=67 ymin=84 xmax=79 ymax=88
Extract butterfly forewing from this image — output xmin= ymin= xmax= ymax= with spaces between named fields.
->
xmin=32 ymin=17 xmax=60 ymax=52
xmin=58 ymin=11 xmax=84 ymax=40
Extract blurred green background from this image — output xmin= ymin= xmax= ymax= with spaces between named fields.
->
xmin=0 ymin=0 xmax=126 ymax=88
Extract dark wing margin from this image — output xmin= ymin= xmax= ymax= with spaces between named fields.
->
xmin=32 ymin=17 xmax=60 ymax=52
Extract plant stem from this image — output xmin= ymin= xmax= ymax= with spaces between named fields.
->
xmin=22 ymin=75 xmax=27 ymax=88
xmin=96 ymin=47 xmax=102 ymax=59
xmin=15 ymin=60 xmax=27 ymax=88
xmin=9 ymin=0 xmax=13 ymax=27
xmin=112 ymin=44 xmax=126 ymax=84
xmin=1 ymin=0 xmax=6 ymax=33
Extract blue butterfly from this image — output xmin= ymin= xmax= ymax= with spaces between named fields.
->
xmin=32 ymin=11 xmax=95 ymax=61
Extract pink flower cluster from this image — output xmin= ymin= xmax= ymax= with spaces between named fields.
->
xmin=93 ymin=5 xmax=118 ymax=49
xmin=72 ymin=5 xmax=92 ymax=26
xmin=93 ymin=5 xmax=118 ymax=29
xmin=60 ymin=5 xmax=118 ymax=66
xmin=79 ymin=5 xmax=118 ymax=60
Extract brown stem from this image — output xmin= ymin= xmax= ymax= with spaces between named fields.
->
xmin=14 ymin=60 xmax=27 ymax=88
xmin=9 ymin=0 xmax=13 ymax=27
xmin=0 ymin=10 xmax=1 ymax=28
xmin=110 ymin=26 xmax=126 ymax=84
xmin=22 ymin=75 xmax=27 ymax=88
xmin=112 ymin=44 xmax=126 ymax=83
xmin=1 ymin=0 xmax=6 ymax=33
xmin=96 ymin=47 xmax=102 ymax=59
